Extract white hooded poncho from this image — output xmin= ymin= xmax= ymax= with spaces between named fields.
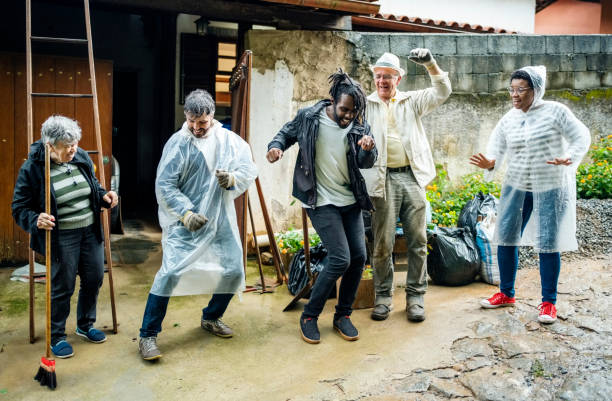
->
xmin=485 ymin=66 xmax=590 ymax=253
xmin=150 ymin=120 xmax=257 ymax=296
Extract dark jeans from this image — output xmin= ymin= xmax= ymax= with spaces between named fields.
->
xmin=51 ymin=225 xmax=104 ymax=345
xmin=498 ymin=192 xmax=562 ymax=304
xmin=303 ymin=203 xmax=366 ymax=319
xmin=139 ymin=293 xmax=234 ymax=338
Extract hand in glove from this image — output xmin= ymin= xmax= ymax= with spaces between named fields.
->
xmin=183 ymin=211 xmax=208 ymax=231
xmin=215 ymin=169 xmax=234 ymax=189
xmin=408 ymin=48 xmax=436 ymax=67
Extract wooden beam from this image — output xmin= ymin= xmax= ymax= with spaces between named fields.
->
xmin=260 ymin=0 xmax=379 ymax=15
xmin=54 ymin=0 xmax=354 ymax=30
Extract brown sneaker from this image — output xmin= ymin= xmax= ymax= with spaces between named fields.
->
xmin=139 ymin=336 xmax=162 ymax=361
xmin=201 ymin=319 xmax=234 ymax=338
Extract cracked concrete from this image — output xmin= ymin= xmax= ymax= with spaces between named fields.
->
xmin=0 ymin=221 xmax=610 ymax=401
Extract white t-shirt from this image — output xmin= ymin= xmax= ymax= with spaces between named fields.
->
xmin=310 ymin=109 xmax=356 ymax=208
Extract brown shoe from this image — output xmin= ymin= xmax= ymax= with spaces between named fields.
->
xmin=406 ymin=295 xmax=425 ymax=322
xmin=201 ymin=319 xmax=234 ymax=338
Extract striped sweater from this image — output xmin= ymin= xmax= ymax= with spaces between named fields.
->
xmin=50 ymin=163 xmax=94 ymax=230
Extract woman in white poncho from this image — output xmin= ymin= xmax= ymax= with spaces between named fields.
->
xmin=470 ymin=66 xmax=590 ymax=324
xmin=138 ymin=89 xmax=257 ymax=360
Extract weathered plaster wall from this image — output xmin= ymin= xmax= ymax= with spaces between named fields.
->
xmin=246 ymin=31 xmax=612 ymax=232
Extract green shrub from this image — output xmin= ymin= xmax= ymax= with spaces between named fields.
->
xmin=426 ymin=166 xmax=501 ymax=227
xmin=576 ymin=135 xmax=612 ymax=199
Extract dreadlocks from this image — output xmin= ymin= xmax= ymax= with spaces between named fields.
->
xmin=328 ymin=69 xmax=367 ymax=124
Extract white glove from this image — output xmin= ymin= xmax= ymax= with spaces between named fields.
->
xmin=408 ymin=48 xmax=436 ymax=67
xmin=183 ymin=211 xmax=208 ymax=231
xmin=215 ymin=169 xmax=235 ymax=189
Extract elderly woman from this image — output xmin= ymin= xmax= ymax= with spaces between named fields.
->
xmin=470 ymin=66 xmax=590 ymax=324
xmin=12 ymin=115 xmax=118 ymax=358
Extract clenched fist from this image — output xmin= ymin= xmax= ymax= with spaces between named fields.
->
xmin=408 ymin=48 xmax=435 ymax=67
xmin=215 ymin=169 xmax=234 ymax=189
xmin=183 ymin=211 xmax=208 ymax=231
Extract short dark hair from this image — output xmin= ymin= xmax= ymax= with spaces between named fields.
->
xmin=328 ymin=69 xmax=367 ymax=123
xmin=510 ymin=70 xmax=534 ymax=88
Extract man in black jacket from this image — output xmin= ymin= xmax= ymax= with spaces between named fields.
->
xmin=267 ymin=70 xmax=376 ymax=344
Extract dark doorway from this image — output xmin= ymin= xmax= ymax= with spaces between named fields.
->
xmin=112 ymin=70 xmax=139 ymax=218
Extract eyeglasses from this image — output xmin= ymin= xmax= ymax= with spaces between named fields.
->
xmin=507 ymin=87 xmax=531 ymax=95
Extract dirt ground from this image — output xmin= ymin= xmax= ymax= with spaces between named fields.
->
xmin=0 ymin=223 xmax=609 ymax=401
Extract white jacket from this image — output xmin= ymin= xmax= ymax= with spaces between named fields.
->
xmin=362 ymin=72 xmax=452 ymax=198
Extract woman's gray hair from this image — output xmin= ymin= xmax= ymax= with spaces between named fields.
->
xmin=41 ymin=115 xmax=82 ymax=145
xmin=184 ymin=89 xmax=215 ymax=117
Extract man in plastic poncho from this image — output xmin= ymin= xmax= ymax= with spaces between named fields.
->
xmin=470 ymin=66 xmax=590 ymax=324
xmin=138 ymin=89 xmax=257 ymax=360
xmin=363 ymin=50 xmax=452 ymax=322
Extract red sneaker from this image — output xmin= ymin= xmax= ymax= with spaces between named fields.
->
xmin=538 ymin=302 xmax=557 ymax=324
xmin=480 ymin=292 xmax=516 ymax=309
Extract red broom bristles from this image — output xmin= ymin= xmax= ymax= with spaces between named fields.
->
xmin=34 ymin=356 xmax=57 ymax=390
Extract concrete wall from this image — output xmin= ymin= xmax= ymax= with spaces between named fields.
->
xmin=379 ymin=0 xmax=535 ymax=33
xmin=246 ymin=31 xmax=612 ymax=232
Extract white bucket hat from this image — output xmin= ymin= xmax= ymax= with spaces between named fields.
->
xmin=370 ymin=52 xmax=405 ymax=77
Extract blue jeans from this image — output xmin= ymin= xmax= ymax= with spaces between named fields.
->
xmin=498 ymin=192 xmax=561 ymax=304
xmin=303 ymin=203 xmax=366 ymax=319
xmin=139 ymin=293 xmax=234 ymax=338
xmin=51 ymin=225 xmax=104 ymax=345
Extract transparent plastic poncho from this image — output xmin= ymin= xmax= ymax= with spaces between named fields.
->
xmin=150 ymin=121 xmax=257 ymax=296
xmin=485 ymin=66 xmax=590 ymax=253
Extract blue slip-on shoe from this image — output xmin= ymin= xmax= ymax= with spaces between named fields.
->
xmin=51 ymin=340 xmax=74 ymax=358
xmin=333 ymin=315 xmax=359 ymax=341
xmin=75 ymin=327 xmax=107 ymax=343
xmin=299 ymin=315 xmax=320 ymax=344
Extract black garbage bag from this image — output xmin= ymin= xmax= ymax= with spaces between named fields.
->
xmin=287 ymin=243 xmax=333 ymax=298
xmin=458 ymin=192 xmax=497 ymax=234
xmin=427 ymin=226 xmax=480 ymax=286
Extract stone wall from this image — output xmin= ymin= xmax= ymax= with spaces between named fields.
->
xmin=245 ymin=31 xmax=612 ymax=231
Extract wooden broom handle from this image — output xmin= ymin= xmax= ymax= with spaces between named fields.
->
xmin=44 ymin=144 xmax=52 ymax=359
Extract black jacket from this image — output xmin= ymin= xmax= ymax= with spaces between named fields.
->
xmin=267 ymin=100 xmax=377 ymax=211
xmin=12 ymin=140 xmax=111 ymax=260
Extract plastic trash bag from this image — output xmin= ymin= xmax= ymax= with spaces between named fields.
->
xmin=458 ymin=192 xmax=497 ymax=234
xmin=427 ymin=226 xmax=480 ymax=286
xmin=475 ymin=214 xmax=500 ymax=285
xmin=287 ymin=243 xmax=333 ymax=298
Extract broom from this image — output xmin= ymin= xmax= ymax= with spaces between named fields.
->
xmin=34 ymin=143 xmax=57 ymax=390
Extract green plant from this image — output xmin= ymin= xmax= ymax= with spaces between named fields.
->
xmin=362 ymin=265 xmax=373 ymax=280
xmin=275 ymin=229 xmax=321 ymax=254
xmin=426 ymin=165 xmax=501 ymax=227
xmin=576 ymin=134 xmax=612 ymax=199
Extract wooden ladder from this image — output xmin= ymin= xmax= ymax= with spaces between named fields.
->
xmin=25 ymin=0 xmax=118 ymax=343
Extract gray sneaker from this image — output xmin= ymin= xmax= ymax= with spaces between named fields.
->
xmin=139 ymin=336 xmax=162 ymax=360
xmin=371 ymin=304 xmax=393 ymax=321
xmin=201 ymin=319 xmax=233 ymax=338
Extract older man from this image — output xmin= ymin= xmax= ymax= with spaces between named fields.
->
xmin=363 ymin=50 xmax=451 ymax=322
xmin=138 ymin=89 xmax=257 ymax=360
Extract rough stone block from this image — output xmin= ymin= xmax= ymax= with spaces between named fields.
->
xmin=605 ymin=53 xmax=612 ymax=70
xmin=450 ymin=55 xmax=473 ymax=74
xmin=399 ymin=56 xmax=418 ymax=76
xmin=359 ymin=34 xmax=390 ymax=58
xmin=548 ymin=71 xmax=575 ymax=90
xmin=532 ymin=54 xmax=561 ymax=72
xmin=602 ymin=72 xmax=612 ymax=87
xmin=586 ymin=54 xmax=604 ymax=71
xmin=457 ymin=35 xmax=488 ymax=55
xmin=434 ymin=55 xmax=451 ymax=73
xmin=390 ymin=34 xmax=424 ymax=56
xmin=413 ymin=74 xmax=430 ymax=90
xmin=574 ymin=35 xmax=600 ymax=53
xmin=546 ymin=35 xmax=574 ymax=53
xmin=452 ymin=73 xmax=473 ymax=93
xmin=472 ymin=55 xmax=488 ymax=74
xmin=560 ymin=54 xmax=587 ymax=72
xmin=517 ymin=35 xmax=545 ymax=54
xmin=423 ymin=35 xmax=457 ymax=55
xmin=488 ymin=55 xmax=503 ymax=73
xmin=603 ymin=35 xmax=612 ymax=53
xmin=488 ymin=72 xmax=510 ymax=93
xmin=488 ymin=35 xmax=518 ymax=54
xmin=502 ymin=54 xmax=531 ymax=72
xmin=473 ymin=74 xmax=489 ymax=93
xmin=574 ymin=71 xmax=601 ymax=90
